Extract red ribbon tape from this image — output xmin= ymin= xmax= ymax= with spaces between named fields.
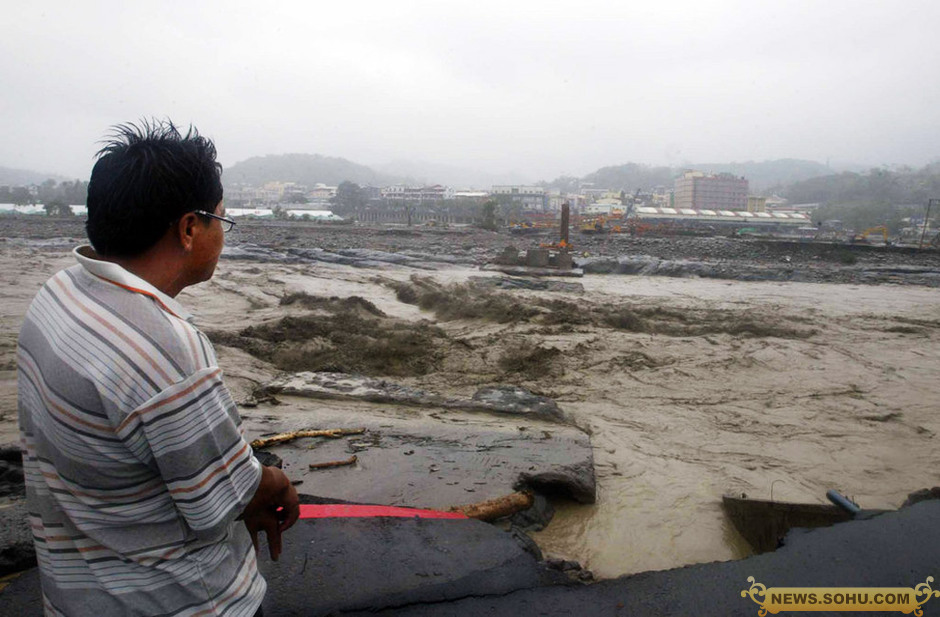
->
xmin=299 ymin=504 xmax=467 ymax=520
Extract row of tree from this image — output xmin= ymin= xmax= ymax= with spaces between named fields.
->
xmin=0 ymin=179 xmax=88 ymax=206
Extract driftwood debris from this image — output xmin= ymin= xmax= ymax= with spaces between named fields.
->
xmin=449 ymin=491 xmax=534 ymax=521
xmin=250 ymin=428 xmax=365 ymax=450
xmin=309 ymin=455 xmax=358 ymax=470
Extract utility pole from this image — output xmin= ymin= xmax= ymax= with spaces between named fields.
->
xmin=919 ymin=198 xmax=937 ymax=249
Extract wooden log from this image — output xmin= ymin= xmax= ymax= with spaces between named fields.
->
xmin=250 ymin=428 xmax=365 ymax=450
xmin=449 ymin=491 xmax=534 ymax=522
xmin=309 ymin=455 xmax=358 ymax=470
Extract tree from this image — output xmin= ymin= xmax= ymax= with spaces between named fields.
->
xmin=38 ymin=179 xmax=58 ymax=205
xmin=44 ymin=200 xmax=73 ymax=217
xmin=479 ymin=200 xmax=498 ymax=231
xmin=63 ymin=180 xmax=89 ymax=205
xmin=332 ymin=181 xmax=366 ymax=212
xmin=11 ymin=187 xmax=32 ymax=206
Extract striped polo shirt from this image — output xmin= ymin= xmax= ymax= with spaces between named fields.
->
xmin=17 ymin=246 xmax=265 ymax=616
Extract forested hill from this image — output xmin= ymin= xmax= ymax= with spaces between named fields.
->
xmin=783 ymin=164 xmax=940 ymax=231
xmin=545 ymin=159 xmax=834 ymax=192
xmin=223 ymin=154 xmax=405 ymax=188
xmin=783 ymin=164 xmax=940 ymax=207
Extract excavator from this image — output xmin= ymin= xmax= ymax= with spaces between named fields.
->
xmin=580 ymin=215 xmax=607 ymax=234
xmin=849 ymin=225 xmax=889 ymax=244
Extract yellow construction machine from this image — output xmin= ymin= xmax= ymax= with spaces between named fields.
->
xmin=850 ymin=226 xmax=889 ymax=244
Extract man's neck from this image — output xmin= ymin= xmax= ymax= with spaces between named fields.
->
xmin=93 ymin=247 xmax=189 ymax=298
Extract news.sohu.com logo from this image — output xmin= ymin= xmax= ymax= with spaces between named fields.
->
xmin=741 ymin=576 xmax=940 ymax=615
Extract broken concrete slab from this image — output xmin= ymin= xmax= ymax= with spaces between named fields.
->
xmin=243 ymin=396 xmax=595 ymax=508
xmin=263 ymin=372 xmax=570 ymax=423
xmin=257 ymin=517 xmax=566 ymax=616
xmin=339 ymin=500 xmax=940 ymax=617
xmin=265 ymin=371 xmax=447 ymax=407
xmin=0 ymin=514 xmax=568 ymax=616
xmin=470 ymin=386 xmax=563 ymax=422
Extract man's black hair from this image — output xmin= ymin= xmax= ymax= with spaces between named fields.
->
xmin=85 ymin=119 xmax=223 ymax=257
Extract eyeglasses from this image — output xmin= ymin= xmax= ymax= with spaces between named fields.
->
xmin=194 ymin=210 xmax=237 ymax=232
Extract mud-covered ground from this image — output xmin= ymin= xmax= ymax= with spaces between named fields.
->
xmin=1 ymin=217 xmax=939 ymax=580
xmin=3 ymin=216 xmax=940 ymax=286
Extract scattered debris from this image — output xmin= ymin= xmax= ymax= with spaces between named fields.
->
xmin=449 ymin=491 xmax=535 ymax=522
xmin=251 ymin=428 xmax=365 ymax=450
xmin=309 ymin=455 xmax=358 ymax=470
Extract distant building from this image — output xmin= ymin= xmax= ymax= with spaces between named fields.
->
xmin=307 ymin=183 xmax=337 ymax=203
xmin=361 ymin=185 xmax=383 ymax=201
xmin=491 ymin=185 xmax=546 ymax=211
xmin=674 ymin=171 xmax=748 ymax=211
xmin=263 ymin=181 xmax=308 ymax=202
xmin=452 ymin=190 xmax=490 ymax=204
xmin=747 ymin=196 xmax=767 ymax=213
xmin=382 ymin=184 xmax=455 ymax=202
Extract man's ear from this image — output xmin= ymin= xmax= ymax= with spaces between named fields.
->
xmin=175 ymin=212 xmax=200 ymax=252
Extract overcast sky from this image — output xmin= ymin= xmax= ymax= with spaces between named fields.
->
xmin=2 ymin=0 xmax=939 ymax=182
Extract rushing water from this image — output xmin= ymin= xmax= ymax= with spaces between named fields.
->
xmin=524 ymin=276 xmax=940 ymax=577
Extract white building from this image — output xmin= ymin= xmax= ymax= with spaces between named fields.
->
xmin=382 ymin=185 xmax=455 ymax=202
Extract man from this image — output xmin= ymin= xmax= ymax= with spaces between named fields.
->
xmin=18 ymin=121 xmax=299 ymax=616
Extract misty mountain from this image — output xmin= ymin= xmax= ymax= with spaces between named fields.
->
xmin=223 ymin=154 xmax=406 ymax=188
xmin=221 ymin=154 xmax=844 ymax=194
xmin=783 ymin=163 xmax=940 ymax=206
xmin=0 ymin=166 xmax=68 ymax=186
xmin=689 ymin=159 xmax=834 ymax=191
xmin=579 ymin=163 xmax=675 ymax=192
xmin=545 ymin=159 xmax=835 ymax=193
xmin=373 ymin=159 xmax=531 ymax=189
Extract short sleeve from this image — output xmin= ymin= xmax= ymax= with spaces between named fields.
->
xmin=116 ymin=366 xmax=262 ymax=540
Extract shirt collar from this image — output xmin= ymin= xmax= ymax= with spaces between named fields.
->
xmin=74 ymin=245 xmax=194 ymax=321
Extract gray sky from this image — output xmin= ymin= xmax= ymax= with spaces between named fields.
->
xmin=2 ymin=0 xmax=939 ymax=182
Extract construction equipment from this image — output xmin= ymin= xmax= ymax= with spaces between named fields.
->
xmin=580 ymin=215 xmax=606 ymax=234
xmin=850 ymin=226 xmax=888 ymax=244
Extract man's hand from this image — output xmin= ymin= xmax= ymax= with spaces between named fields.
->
xmin=242 ymin=465 xmax=300 ymax=561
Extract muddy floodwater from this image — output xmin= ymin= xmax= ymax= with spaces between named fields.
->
xmin=1 ymin=233 xmax=939 ymax=580
xmin=524 ymin=276 xmax=939 ymax=576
